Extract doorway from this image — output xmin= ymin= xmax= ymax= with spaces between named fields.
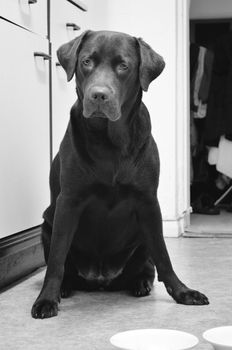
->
xmin=184 ymin=18 xmax=232 ymax=237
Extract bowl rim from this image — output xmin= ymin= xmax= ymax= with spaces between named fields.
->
xmin=203 ymin=326 xmax=232 ymax=346
xmin=110 ymin=328 xmax=199 ymax=350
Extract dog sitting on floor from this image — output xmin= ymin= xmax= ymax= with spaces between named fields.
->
xmin=31 ymin=30 xmax=209 ymax=319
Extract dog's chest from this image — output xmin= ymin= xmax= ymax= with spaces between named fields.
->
xmin=91 ymin=155 xmax=137 ymax=187
xmin=77 ymin=184 xmax=139 ymax=250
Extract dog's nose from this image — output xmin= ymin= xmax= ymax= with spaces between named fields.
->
xmin=90 ymin=87 xmax=109 ymax=102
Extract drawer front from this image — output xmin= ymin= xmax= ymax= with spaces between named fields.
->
xmin=0 ymin=0 xmax=47 ymax=37
xmin=51 ymin=0 xmax=87 ymax=47
xmin=0 ymin=19 xmax=50 ymax=237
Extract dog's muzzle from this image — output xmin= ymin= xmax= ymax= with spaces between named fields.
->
xmin=83 ymin=85 xmax=121 ymax=122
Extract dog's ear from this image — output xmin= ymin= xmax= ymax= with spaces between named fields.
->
xmin=137 ymin=38 xmax=165 ymax=91
xmin=57 ymin=30 xmax=91 ymax=81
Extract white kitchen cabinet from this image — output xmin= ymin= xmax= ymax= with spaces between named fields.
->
xmin=0 ymin=19 xmax=50 ymax=237
xmin=0 ymin=0 xmax=89 ymax=288
xmin=0 ymin=1 xmax=88 ymax=236
xmin=0 ymin=0 xmax=47 ymax=38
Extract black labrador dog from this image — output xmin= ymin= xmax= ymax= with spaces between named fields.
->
xmin=32 ymin=30 xmax=209 ymax=318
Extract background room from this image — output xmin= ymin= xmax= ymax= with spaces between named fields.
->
xmin=187 ymin=0 xmax=232 ymax=237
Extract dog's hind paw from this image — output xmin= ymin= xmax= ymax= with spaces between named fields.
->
xmin=31 ymin=299 xmax=59 ymax=319
xmin=131 ymin=279 xmax=153 ymax=297
xmin=60 ymin=285 xmax=72 ymax=298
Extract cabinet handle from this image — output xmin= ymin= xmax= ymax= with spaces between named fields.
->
xmin=66 ymin=0 xmax=87 ymax=12
xmin=28 ymin=0 xmax=37 ymax=4
xmin=66 ymin=23 xmax=80 ymax=31
xmin=56 ymin=62 xmax=61 ymax=67
xmin=34 ymin=52 xmax=51 ymax=60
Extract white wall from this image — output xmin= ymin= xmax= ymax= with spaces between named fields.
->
xmin=81 ymin=0 xmax=109 ymax=30
xmin=190 ymin=0 xmax=232 ymax=19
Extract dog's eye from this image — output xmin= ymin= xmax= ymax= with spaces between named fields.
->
xmin=82 ymin=59 xmax=92 ymax=67
xmin=118 ymin=62 xmax=128 ymax=71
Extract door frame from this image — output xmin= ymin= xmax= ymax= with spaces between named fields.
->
xmin=176 ymin=0 xmax=191 ymax=231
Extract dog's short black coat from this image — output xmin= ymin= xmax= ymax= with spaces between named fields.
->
xmin=31 ymin=30 xmax=209 ymax=318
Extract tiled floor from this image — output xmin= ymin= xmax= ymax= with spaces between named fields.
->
xmin=1 ymin=237 xmax=232 ymax=350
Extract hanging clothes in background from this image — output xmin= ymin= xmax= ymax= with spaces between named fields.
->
xmin=190 ymin=43 xmax=214 ymax=119
xmin=198 ymin=49 xmax=214 ymax=110
xmin=193 ymin=46 xmax=207 ymax=118
xmin=190 ymin=41 xmax=232 ymax=214
xmin=190 ymin=43 xmax=214 ymax=189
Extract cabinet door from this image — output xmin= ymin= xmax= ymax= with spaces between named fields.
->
xmin=0 ymin=0 xmax=47 ymax=38
xmin=0 ymin=19 xmax=50 ymax=238
xmin=51 ymin=0 xmax=86 ymax=46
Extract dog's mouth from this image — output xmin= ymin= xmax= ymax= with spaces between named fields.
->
xmin=89 ymin=110 xmax=108 ymax=119
xmin=83 ymin=108 xmax=121 ymax=122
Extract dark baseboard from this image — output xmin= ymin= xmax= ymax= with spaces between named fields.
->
xmin=0 ymin=226 xmax=45 ymax=290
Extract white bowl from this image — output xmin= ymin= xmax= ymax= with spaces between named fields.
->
xmin=110 ymin=329 xmax=199 ymax=350
xmin=203 ymin=326 xmax=232 ymax=350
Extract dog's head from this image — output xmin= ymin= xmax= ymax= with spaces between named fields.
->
xmin=57 ymin=30 xmax=165 ymax=122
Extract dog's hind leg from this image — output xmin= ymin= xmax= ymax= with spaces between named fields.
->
xmin=108 ymin=246 xmax=155 ymax=296
xmin=130 ymin=259 xmax=155 ymax=297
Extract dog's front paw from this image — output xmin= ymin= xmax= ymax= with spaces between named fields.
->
xmin=31 ymin=299 xmax=59 ymax=319
xmin=167 ymin=286 xmax=209 ymax=305
xmin=131 ymin=278 xmax=153 ymax=297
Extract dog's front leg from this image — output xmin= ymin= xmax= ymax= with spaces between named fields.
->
xmin=139 ymin=197 xmax=209 ymax=305
xmin=31 ymin=195 xmax=84 ymax=319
